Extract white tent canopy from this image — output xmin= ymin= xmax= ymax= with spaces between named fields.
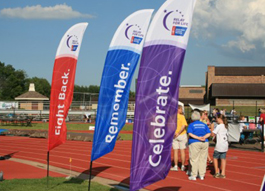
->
xmin=189 ymin=104 xmax=210 ymax=112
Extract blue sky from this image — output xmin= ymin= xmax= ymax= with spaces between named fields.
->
xmin=1 ymin=0 xmax=265 ymax=91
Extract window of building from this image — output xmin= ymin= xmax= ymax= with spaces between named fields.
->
xmin=189 ymin=90 xmax=203 ymax=94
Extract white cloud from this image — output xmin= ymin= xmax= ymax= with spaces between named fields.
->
xmin=0 ymin=4 xmax=95 ymax=19
xmin=192 ymin=0 xmax=265 ymax=52
xmin=223 ymin=39 xmax=256 ymax=53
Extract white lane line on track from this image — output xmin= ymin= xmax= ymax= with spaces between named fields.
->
xmin=0 ymin=148 xmax=130 ymax=171
xmin=3 ymin=138 xmax=265 ymax=164
xmin=2 ymin=142 xmax=265 ymax=175
xmin=0 ymin=145 xmax=131 ymax=165
xmin=0 ymin=139 xmax=134 ymax=153
xmin=1 ymin=147 xmax=262 ymax=179
xmin=0 ymin=152 xmax=262 ymax=185
xmin=2 ymin=143 xmax=265 ymax=172
xmin=0 ymin=152 xmax=238 ymax=191
xmin=6 ymin=153 xmax=259 ymax=191
xmin=1 ymin=139 xmax=265 ymax=163
xmin=0 ymin=143 xmax=132 ymax=159
xmin=2 ymin=139 xmax=265 ymax=163
xmin=0 ymin=149 xmax=262 ymax=190
xmin=2 ymin=138 xmax=265 ymax=175
xmin=2 ymin=144 xmax=265 ymax=176
xmin=0 ymin=141 xmax=132 ymax=155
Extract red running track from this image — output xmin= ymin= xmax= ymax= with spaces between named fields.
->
xmin=0 ymin=160 xmax=65 ymax=179
xmin=0 ymin=136 xmax=264 ymax=191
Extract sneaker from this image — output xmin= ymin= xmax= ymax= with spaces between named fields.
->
xmin=181 ymin=165 xmax=185 ymax=171
xmin=199 ymin=176 xmax=204 ymax=180
xmin=170 ymin=166 xmax=178 ymax=171
xmin=219 ymin=174 xmax=226 ymax=179
xmin=186 ymin=170 xmax=191 ymax=176
xmin=213 ymin=173 xmax=220 ymax=178
xmin=188 ymin=176 xmax=196 ymax=181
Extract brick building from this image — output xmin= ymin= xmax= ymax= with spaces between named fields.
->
xmin=205 ymin=66 xmax=265 ymax=106
xmin=179 ymin=85 xmax=205 ymax=105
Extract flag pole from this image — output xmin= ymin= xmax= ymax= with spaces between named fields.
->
xmin=88 ymin=161 xmax=93 ymax=191
xmin=47 ymin=151 xmax=50 ymax=188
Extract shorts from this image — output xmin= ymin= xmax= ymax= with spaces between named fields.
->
xmin=172 ymin=134 xmax=187 ymax=150
xmin=213 ymin=150 xmax=227 ymax=159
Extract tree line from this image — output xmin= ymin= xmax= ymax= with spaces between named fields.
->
xmin=0 ymin=61 xmax=135 ymax=101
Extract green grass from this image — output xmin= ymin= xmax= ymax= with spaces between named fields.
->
xmin=0 ymin=123 xmax=134 ymax=131
xmin=120 ymin=124 xmax=133 ymax=131
xmin=119 ymin=133 xmax=133 ymax=140
xmin=1 ymin=123 xmax=134 ymax=140
xmin=0 ymin=177 xmax=119 ymax=191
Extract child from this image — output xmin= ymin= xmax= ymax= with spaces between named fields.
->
xmin=212 ymin=114 xmax=229 ymax=178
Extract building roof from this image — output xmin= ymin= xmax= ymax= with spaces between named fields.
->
xmin=15 ymin=83 xmax=49 ymax=101
xmin=210 ymin=83 xmax=265 ymax=98
xmin=15 ymin=91 xmax=49 ymax=100
xmin=215 ymin=67 xmax=265 ymax=76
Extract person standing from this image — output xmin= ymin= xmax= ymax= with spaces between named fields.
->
xmin=212 ymin=114 xmax=229 ymax=178
xmin=83 ymin=114 xmax=88 ymax=123
xmin=259 ymin=109 xmax=265 ymax=145
xmin=238 ymin=115 xmax=247 ymax=145
xmin=201 ymin=110 xmax=210 ymax=126
xmin=201 ymin=111 xmax=213 ymax=164
xmin=171 ymin=105 xmax=188 ymax=172
xmin=221 ymin=109 xmax=226 ymax=117
xmin=187 ymin=111 xmax=211 ymax=180
xmin=231 ymin=108 xmax=236 ymax=116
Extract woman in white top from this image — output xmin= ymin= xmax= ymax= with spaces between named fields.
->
xmin=212 ymin=114 xmax=229 ymax=178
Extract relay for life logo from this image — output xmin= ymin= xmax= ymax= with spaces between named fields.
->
xmin=163 ymin=9 xmax=189 ymax=36
xmin=124 ymin=23 xmax=144 ymax=45
xmin=66 ymin=35 xmax=79 ymax=51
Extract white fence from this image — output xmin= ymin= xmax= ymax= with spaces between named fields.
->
xmin=0 ymin=100 xmax=136 ymax=121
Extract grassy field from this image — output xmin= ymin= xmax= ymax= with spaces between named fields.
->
xmin=0 ymin=123 xmax=134 ymax=131
xmin=0 ymin=177 xmax=119 ymax=191
xmin=118 ymin=133 xmax=132 ymax=141
xmin=0 ymin=123 xmax=134 ymax=140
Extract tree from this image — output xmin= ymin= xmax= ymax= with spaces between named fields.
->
xmin=0 ymin=61 xmax=134 ymax=102
xmin=88 ymin=85 xmax=100 ymax=93
xmin=0 ymin=62 xmax=27 ymax=100
xmin=129 ymin=91 xmax=135 ymax=98
xmin=25 ymin=77 xmax=51 ymax=98
xmin=73 ymin=85 xmax=100 ymax=101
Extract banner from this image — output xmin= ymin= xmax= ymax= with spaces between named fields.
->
xmin=91 ymin=10 xmax=153 ymax=161
xmin=130 ymin=0 xmax=196 ymax=190
xmin=48 ymin=23 xmax=88 ymax=151
xmin=0 ymin=102 xmax=18 ymax=109
xmin=189 ymin=104 xmax=210 ymax=112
